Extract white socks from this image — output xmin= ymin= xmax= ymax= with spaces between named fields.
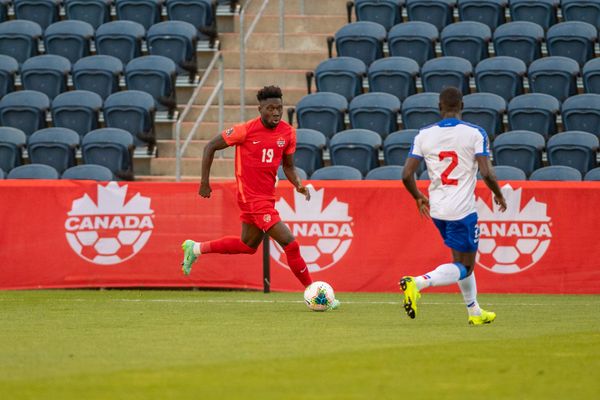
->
xmin=458 ymin=272 xmax=482 ymax=316
xmin=193 ymin=242 xmax=201 ymax=256
xmin=414 ymin=263 xmax=467 ymax=290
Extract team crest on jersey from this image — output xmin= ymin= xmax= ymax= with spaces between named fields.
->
xmin=276 ymin=137 xmax=285 ymax=148
xmin=263 ymin=214 xmax=271 ymax=223
xmin=225 ymin=127 xmax=234 ymax=136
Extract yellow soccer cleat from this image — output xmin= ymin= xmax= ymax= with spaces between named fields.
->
xmin=468 ymin=309 xmax=497 ymax=325
xmin=399 ymin=276 xmax=421 ymax=319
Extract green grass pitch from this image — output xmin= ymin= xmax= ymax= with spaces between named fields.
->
xmin=1 ymin=290 xmax=599 ymax=399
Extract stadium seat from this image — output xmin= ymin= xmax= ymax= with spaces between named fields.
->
xmin=441 ymin=21 xmax=492 ymax=66
xmin=546 ymin=21 xmax=597 ymax=67
xmin=6 ymin=163 xmax=60 ymax=179
xmin=147 ymin=21 xmax=198 ymax=82
xmin=44 ymin=20 xmax=94 ymax=64
xmin=547 ymin=131 xmax=599 ymax=175
xmin=115 ymin=0 xmax=162 ymax=30
xmin=64 ymin=0 xmax=112 ymax=29
xmin=95 ymin=21 xmax=145 ymax=66
xmin=583 ymin=58 xmax=600 ymax=95
xmin=492 ymin=130 xmax=545 ymax=176
xmin=125 ymin=55 xmax=177 ymax=117
xmin=0 ymin=0 xmax=9 ymax=23
xmin=529 ymin=165 xmax=582 ymax=181
xmin=367 ymin=57 xmax=419 ymax=102
xmin=493 ymin=21 xmax=544 ymax=66
xmin=507 ymin=93 xmax=560 ymax=138
xmin=294 ymin=128 xmax=327 ymax=177
xmin=310 ymin=165 xmax=363 ymax=180
xmin=62 ymin=164 xmax=115 ymax=181
xmin=81 ymin=128 xmax=135 ymax=179
xmin=528 ymin=56 xmax=580 ymax=103
xmin=561 ymin=0 xmax=600 ymax=27
xmin=314 ymin=57 xmax=367 ymax=102
xmin=509 ymin=0 xmax=558 ymax=30
xmin=295 ymin=92 xmax=347 ymax=140
xmin=0 ymin=126 xmax=26 ymax=173
xmin=457 ymin=0 xmax=507 ymax=31
xmin=406 ymin=0 xmax=456 ymax=31
xmin=387 ymin=21 xmax=438 ymax=67
xmin=584 ymin=167 xmax=600 ymax=181
xmin=13 ymin=0 xmax=60 ymax=31
xmin=103 ymin=90 xmax=157 ymax=152
xmin=383 ymin=129 xmax=423 ymax=170
xmin=0 ymin=90 xmax=50 ymax=137
xmin=72 ymin=55 xmax=123 ymax=100
xmin=353 ymin=0 xmax=403 ymax=31
xmin=0 ymin=54 xmax=18 ymax=98
xmin=561 ymin=94 xmax=600 ymax=138
xmin=329 ymin=129 xmax=382 ymax=176
xmin=165 ymin=0 xmax=217 ymax=44
xmin=21 ymin=55 xmax=71 ymax=100
xmin=421 ymin=56 xmax=472 ymax=95
xmin=0 ymin=20 xmax=42 ymax=65
xmin=492 ymin=165 xmax=527 ymax=180
xmin=51 ymin=90 xmax=103 ymax=138
xmin=27 ymin=127 xmax=80 ymax=174
xmin=462 ymin=92 xmax=506 ymax=140
xmin=276 ymin=165 xmax=308 ymax=181
xmin=401 ymin=92 xmax=441 ymax=129
xmin=349 ymin=92 xmax=401 ymax=139
xmin=365 ymin=165 xmax=404 ymax=180
xmin=0 ymin=167 xmax=4 ymax=178
xmin=333 ymin=21 xmax=387 ymax=66
xmin=474 ymin=56 xmax=527 ymax=102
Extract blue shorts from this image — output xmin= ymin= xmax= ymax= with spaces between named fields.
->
xmin=432 ymin=212 xmax=479 ymax=253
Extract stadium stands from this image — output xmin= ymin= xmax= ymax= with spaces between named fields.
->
xmin=313 ymin=57 xmax=367 ymax=101
xmin=72 ymin=55 xmax=123 ymax=100
xmin=294 ymin=128 xmax=327 ymax=177
xmin=27 ymin=127 xmax=80 ymax=174
xmin=95 ymin=20 xmax=145 ymax=65
xmin=492 ymin=130 xmax=546 ymax=176
xmin=441 ymin=21 xmax=491 ymax=67
xmin=509 ymin=0 xmax=559 ymax=30
xmin=561 ymin=94 xmax=600 ymax=138
xmin=528 ymin=56 xmax=580 ymax=102
xmin=529 ymin=165 xmax=582 ymax=181
xmin=0 ymin=90 xmax=50 ymax=137
xmin=584 ymin=167 xmax=600 ymax=181
xmin=147 ymin=20 xmax=198 ymax=82
xmin=0 ymin=54 xmax=17 ymax=98
xmin=367 ymin=57 xmax=419 ymax=101
xmin=125 ymin=55 xmax=177 ymax=117
xmin=383 ymin=129 xmax=422 ymax=171
xmin=21 ymin=54 xmax=71 ymax=100
xmin=546 ymin=21 xmax=597 ymax=67
xmin=115 ymin=0 xmax=162 ymax=30
xmin=349 ymin=92 xmax=400 ymax=139
xmin=561 ymin=0 xmax=600 ymax=26
xmin=7 ymin=163 xmax=60 ymax=179
xmin=406 ymin=0 xmax=456 ymax=31
xmin=401 ymin=92 xmax=441 ymax=130
xmin=492 ymin=165 xmax=527 ymax=180
xmin=82 ymin=128 xmax=135 ymax=180
xmin=457 ymin=0 xmax=507 ymax=31
xmin=332 ymin=21 xmax=386 ymax=66
xmin=329 ymin=129 xmax=382 ymax=176
xmin=277 ymin=165 xmax=308 ymax=181
xmin=474 ymin=56 xmax=527 ymax=102
xmin=14 ymin=0 xmax=60 ymax=31
xmin=365 ymin=165 xmax=405 ymax=180
xmin=387 ymin=21 xmax=438 ymax=67
xmin=352 ymin=0 xmax=403 ymax=31
xmin=0 ymin=19 xmax=42 ymax=65
xmin=421 ymin=56 xmax=472 ymax=95
xmin=507 ymin=93 xmax=560 ymax=139
xmin=0 ymin=126 xmax=26 ymax=173
xmin=311 ymin=165 xmax=363 ymax=180
xmin=493 ymin=21 xmax=544 ymax=65
xmin=64 ymin=0 xmax=112 ymax=29
xmin=547 ymin=131 xmax=599 ymax=174
xmin=295 ymin=92 xmax=347 ymax=140
xmin=462 ymin=92 xmax=506 ymax=140
xmin=44 ymin=20 xmax=94 ymax=64
xmin=61 ymin=164 xmax=115 ymax=181
xmin=51 ymin=90 xmax=103 ymax=138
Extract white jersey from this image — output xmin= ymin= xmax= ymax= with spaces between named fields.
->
xmin=409 ymin=118 xmax=490 ymax=221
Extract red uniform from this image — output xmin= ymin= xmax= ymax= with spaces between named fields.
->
xmin=221 ymin=117 xmax=296 ymax=231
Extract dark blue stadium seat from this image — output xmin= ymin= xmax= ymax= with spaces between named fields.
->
xmin=546 ymin=21 xmax=597 ymax=67
xmin=509 ymin=0 xmax=558 ymax=30
xmin=296 ymin=92 xmax=347 ymax=140
xmin=462 ymin=92 xmax=505 ymax=140
xmin=28 ymin=127 xmax=80 ymax=174
xmin=0 ymin=20 xmax=42 ymax=65
xmin=493 ymin=21 xmax=544 ymax=66
xmin=457 ymin=0 xmax=507 ymax=31
xmin=104 ymin=90 xmax=156 ymax=151
xmin=44 ymin=20 xmax=94 ymax=64
xmin=529 ymin=165 xmax=582 ymax=181
xmin=72 ymin=55 xmax=123 ymax=101
xmin=406 ymin=0 xmax=456 ymax=31
xmin=583 ymin=58 xmax=600 ymax=95
xmin=0 ymin=54 xmax=18 ymax=98
xmin=387 ymin=21 xmax=438 ymax=67
xmin=314 ymin=57 xmax=367 ymax=101
xmin=507 ymin=93 xmax=559 ymax=138
xmin=401 ymin=92 xmax=441 ymax=129
xmin=51 ymin=90 xmax=103 ymax=138
xmin=547 ymin=131 xmax=598 ymax=175
xmin=82 ymin=128 xmax=135 ymax=179
xmin=166 ymin=0 xmax=217 ymax=43
xmin=95 ymin=21 xmax=145 ymax=65
xmin=329 ymin=129 xmax=382 ymax=176
xmin=14 ymin=0 xmax=60 ymax=31
xmin=492 ymin=165 xmax=527 ymax=180
xmin=62 ymin=164 xmax=115 ymax=181
xmin=334 ymin=21 xmax=387 ymax=66
xmin=147 ymin=21 xmax=198 ymax=81
xmin=561 ymin=94 xmax=600 ymax=138
xmin=294 ymin=128 xmax=327 ymax=176
xmin=125 ymin=55 xmax=177 ymax=116
xmin=383 ymin=129 xmax=424 ymax=173
xmin=0 ymin=0 xmax=9 ymax=23
xmin=21 ymin=54 xmax=71 ymax=100
xmin=7 ymin=163 xmax=60 ymax=179
xmin=365 ymin=165 xmax=404 ymax=180
xmin=368 ymin=57 xmax=419 ymax=101
xmin=0 ymin=91 xmax=50 ymax=137
xmin=310 ymin=165 xmax=363 ymax=180
xmin=277 ymin=165 xmax=308 ymax=181
xmin=421 ymin=56 xmax=472 ymax=95
xmin=64 ymin=0 xmax=112 ymax=29
xmin=584 ymin=167 xmax=600 ymax=181
xmin=0 ymin=126 xmax=26 ymax=172
xmin=354 ymin=0 xmax=403 ymax=31
xmin=349 ymin=92 xmax=401 ymax=139
xmin=441 ymin=21 xmax=491 ymax=66
xmin=475 ymin=56 xmax=527 ymax=102
xmin=492 ymin=130 xmax=545 ymax=176
xmin=115 ymin=0 xmax=162 ymax=30
xmin=561 ymin=0 xmax=600 ymax=27
xmin=528 ymin=56 xmax=580 ymax=103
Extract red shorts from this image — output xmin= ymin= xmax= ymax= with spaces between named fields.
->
xmin=238 ymin=200 xmax=281 ymax=231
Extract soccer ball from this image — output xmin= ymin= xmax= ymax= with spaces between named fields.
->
xmin=303 ymin=281 xmax=336 ymax=311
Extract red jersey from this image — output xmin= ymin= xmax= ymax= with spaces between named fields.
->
xmin=222 ymin=117 xmax=296 ymax=203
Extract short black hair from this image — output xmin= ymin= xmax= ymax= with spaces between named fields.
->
xmin=439 ymin=86 xmax=463 ymax=111
xmin=256 ymin=85 xmax=283 ymax=102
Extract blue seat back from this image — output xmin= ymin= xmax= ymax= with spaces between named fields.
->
xmin=406 ymin=0 xmax=455 ymax=31
xmin=62 ymin=164 xmax=115 ymax=181
xmin=529 ymin=165 xmax=582 ymax=181
xmin=457 ymin=0 xmax=507 ymax=31
xmin=475 ymin=56 xmax=527 ymax=102
xmin=64 ymin=0 xmax=112 ymax=29
xmin=365 ymin=165 xmax=404 ymax=180
xmin=28 ymin=127 xmax=80 ymax=173
xmin=383 ymin=129 xmax=425 ymax=173
xmin=276 ymin=165 xmax=307 ymax=181
xmin=354 ymin=0 xmax=403 ymax=31
xmin=125 ymin=55 xmax=177 ymax=112
xmin=315 ymin=57 xmax=367 ymax=101
xmin=546 ymin=21 xmax=597 ymax=66
xmin=0 ymin=90 xmax=50 ymax=137
xmin=104 ymin=90 xmax=156 ymax=148
xmin=115 ymin=0 xmax=162 ymax=30
xmin=147 ymin=21 xmax=197 ymax=74
xmin=387 ymin=21 xmax=438 ymax=66
xmin=296 ymin=93 xmax=347 ymax=140
xmin=0 ymin=20 xmax=42 ymax=64
xmin=44 ymin=20 xmax=94 ymax=64
xmin=14 ymin=0 xmax=59 ymax=30
xmin=493 ymin=165 xmax=527 ymax=180
xmin=51 ymin=90 xmax=103 ymax=138
xmin=584 ymin=166 xmax=600 ymax=181
xmin=0 ymin=126 xmax=26 ymax=172
xmin=0 ymin=54 xmax=18 ymax=98
xmin=441 ymin=21 xmax=491 ymax=66
xmin=329 ymin=129 xmax=382 ymax=176
xmin=493 ymin=21 xmax=544 ymax=65
xmin=509 ymin=0 xmax=558 ymax=30
xmin=368 ymin=56 xmax=420 ymax=101
xmin=294 ymin=128 xmax=326 ymax=176
xmin=561 ymin=0 xmax=600 ymax=27
xmin=334 ymin=21 xmax=387 ymax=66
xmin=82 ymin=128 xmax=134 ymax=175
xmin=21 ymin=54 xmax=71 ymax=100
xmin=166 ymin=0 xmax=215 ymax=33
xmin=421 ymin=56 xmax=472 ymax=95
xmin=583 ymin=58 xmax=600 ymax=94
xmin=492 ymin=130 xmax=546 ymax=175
xmin=72 ymin=55 xmax=123 ymax=100
xmin=95 ymin=21 xmax=145 ymax=65
xmin=349 ymin=92 xmax=400 ymax=139
xmin=507 ymin=93 xmax=559 ymax=138
xmin=7 ymin=163 xmax=60 ymax=179
xmin=561 ymin=94 xmax=600 ymax=138
xmin=462 ymin=93 xmax=506 ymax=140
xmin=547 ymin=131 xmax=599 ymax=174
xmin=310 ymin=165 xmax=363 ymax=180
xmin=401 ymin=92 xmax=441 ymax=129
xmin=528 ymin=56 xmax=580 ymax=102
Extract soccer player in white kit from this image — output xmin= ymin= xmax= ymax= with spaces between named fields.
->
xmin=400 ymin=87 xmax=507 ymax=325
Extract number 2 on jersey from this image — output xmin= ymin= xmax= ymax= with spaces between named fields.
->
xmin=261 ymin=148 xmax=274 ymax=163
xmin=439 ymin=151 xmax=458 ymax=185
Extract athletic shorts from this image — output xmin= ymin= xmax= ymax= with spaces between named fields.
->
xmin=238 ymin=200 xmax=281 ymax=232
xmin=432 ymin=212 xmax=479 ymax=253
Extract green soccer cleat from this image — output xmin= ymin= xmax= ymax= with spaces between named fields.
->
xmin=181 ymin=240 xmax=198 ymax=275
xmin=328 ymin=298 xmax=341 ymax=310
xmin=399 ymin=276 xmax=421 ymax=319
xmin=468 ymin=309 xmax=496 ymax=325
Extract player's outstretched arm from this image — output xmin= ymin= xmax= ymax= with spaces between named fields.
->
xmin=402 ymin=157 xmax=429 ymax=218
xmin=199 ymin=134 xmax=230 ymax=198
xmin=477 ymin=155 xmax=507 ymax=212
xmin=282 ymin=153 xmax=310 ymax=201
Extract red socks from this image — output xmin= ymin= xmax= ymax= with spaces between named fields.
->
xmin=284 ymin=240 xmax=313 ymax=287
xmin=200 ymin=236 xmax=256 ymax=254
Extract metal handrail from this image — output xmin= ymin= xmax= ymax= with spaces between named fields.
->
xmin=175 ymin=51 xmax=224 ymax=181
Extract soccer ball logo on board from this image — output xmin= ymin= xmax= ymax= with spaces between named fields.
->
xmin=476 ymin=184 xmax=551 ymax=274
xmin=271 ymin=185 xmax=353 ymax=272
xmin=65 ymin=182 xmax=154 ymax=265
